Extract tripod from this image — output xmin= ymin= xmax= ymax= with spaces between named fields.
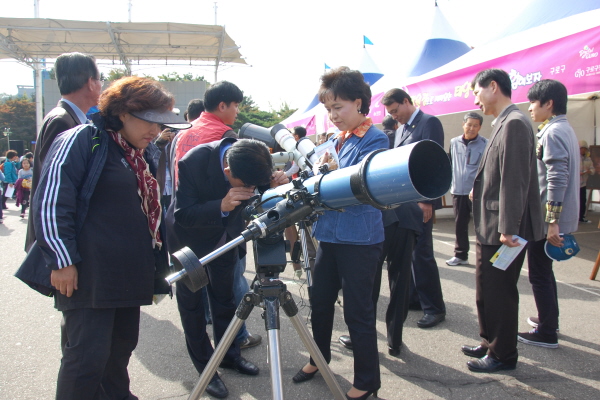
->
xmin=186 ymin=272 xmax=345 ymax=400
xmin=166 ymin=188 xmax=346 ymax=400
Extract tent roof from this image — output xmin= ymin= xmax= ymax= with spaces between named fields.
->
xmin=0 ymin=17 xmax=246 ymax=72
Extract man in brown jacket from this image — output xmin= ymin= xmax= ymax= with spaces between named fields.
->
xmin=461 ymin=69 xmax=544 ymax=373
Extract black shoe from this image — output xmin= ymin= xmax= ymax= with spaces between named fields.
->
xmin=339 ymin=335 xmax=353 ymax=350
xmin=417 ymin=313 xmax=445 ymax=328
xmin=292 ymin=367 xmax=318 ymax=383
xmin=206 ymin=374 xmax=228 ymax=399
xmin=219 ymin=357 xmax=259 ymax=376
xmin=388 ymin=344 xmax=402 ymax=357
xmin=408 ymin=302 xmax=422 ymax=311
xmin=346 ymin=389 xmax=378 ymax=399
xmin=467 ymin=355 xmax=516 ymax=373
xmin=461 ymin=344 xmax=487 ymax=358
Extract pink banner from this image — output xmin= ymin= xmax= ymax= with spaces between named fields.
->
xmin=397 ymin=25 xmax=600 ymax=116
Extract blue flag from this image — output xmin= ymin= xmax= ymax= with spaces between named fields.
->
xmin=324 ymin=63 xmax=331 ymax=70
xmin=363 ymin=35 xmax=373 ymax=46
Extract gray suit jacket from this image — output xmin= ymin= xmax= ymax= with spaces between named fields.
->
xmin=472 ymin=104 xmax=544 ymax=245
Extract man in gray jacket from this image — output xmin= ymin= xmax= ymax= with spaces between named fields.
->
xmin=518 ymin=79 xmax=580 ymax=348
xmin=447 ymin=112 xmax=488 ymax=266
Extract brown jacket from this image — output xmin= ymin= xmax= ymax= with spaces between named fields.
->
xmin=472 ymin=104 xmax=544 ymax=245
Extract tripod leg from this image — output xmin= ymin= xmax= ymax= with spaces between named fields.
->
xmin=188 ymin=294 xmax=255 ymax=400
xmin=264 ymin=297 xmax=284 ymax=399
xmin=281 ymin=292 xmax=346 ymax=400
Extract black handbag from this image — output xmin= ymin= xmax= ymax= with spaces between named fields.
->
xmin=14 ymin=241 xmax=55 ymax=297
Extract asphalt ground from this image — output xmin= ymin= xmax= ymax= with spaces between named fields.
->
xmin=1 ymin=199 xmax=599 ymax=400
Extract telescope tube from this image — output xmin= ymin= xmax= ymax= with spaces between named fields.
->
xmin=257 ymin=140 xmax=451 ymax=212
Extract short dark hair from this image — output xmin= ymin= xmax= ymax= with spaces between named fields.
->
xmin=463 ymin=112 xmax=483 ymax=125
xmin=227 ymin=139 xmax=273 ymax=187
xmin=24 ymin=152 xmax=34 ymax=160
xmin=382 ymin=115 xmax=397 ymax=130
xmin=471 ymin=68 xmax=512 ymax=98
xmin=98 ymin=76 xmax=175 ymax=131
xmin=55 ymin=52 xmax=99 ymax=95
xmin=318 ymin=66 xmax=371 ymax=115
xmin=527 ymin=79 xmax=568 ymax=115
xmin=382 ymin=88 xmax=413 ymax=106
xmin=6 ymin=150 xmax=18 ymax=159
xmin=186 ymin=99 xmax=205 ymax=122
xmin=293 ymin=126 xmax=307 ymax=138
xmin=204 ymin=81 xmax=244 ymax=112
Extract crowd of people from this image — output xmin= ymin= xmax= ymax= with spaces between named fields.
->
xmin=1 ymin=149 xmax=34 ymax=223
xmin=6 ymin=50 xmax=596 ymax=399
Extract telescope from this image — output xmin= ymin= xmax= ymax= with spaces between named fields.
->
xmin=239 ymin=123 xmax=319 ymax=171
xmin=166 ymin=139 xmax=450 ymax=289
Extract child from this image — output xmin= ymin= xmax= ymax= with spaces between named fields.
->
xmin=17 ymin=158 xmax=33 ymax=218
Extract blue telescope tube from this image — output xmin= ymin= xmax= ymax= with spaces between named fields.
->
xmin=258 ymin=140 xmax=451 ymax=212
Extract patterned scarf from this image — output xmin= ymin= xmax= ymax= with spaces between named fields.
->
xmin=335 ymin=117 xmax=373 ymax=152
xmin=109 ymin=131 xmax=162 ymax=249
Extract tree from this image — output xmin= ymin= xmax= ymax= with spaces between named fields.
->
xmin=232 ymin=96 xmax=297 ymax=131
xmin=106 ymin=68 xmax=128 ymax=81
xmin=0 ymin=95 xmax=36 ymax=153
xmin=156 ymin=72 xmax=208 ymax=82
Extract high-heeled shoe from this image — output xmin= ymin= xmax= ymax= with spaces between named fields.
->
xmin=346 ymin=389 xmax=378 ymax=399
xmin=292 ymin=367 xmax=318 ymax=383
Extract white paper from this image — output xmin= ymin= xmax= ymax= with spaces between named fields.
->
xmin=312 ymin=140 xmax=340 ymax=174
xmin=490 ymin=235 xmax=528 ymax=271
xmin=3 ymin=185 xmax=14 ymax=198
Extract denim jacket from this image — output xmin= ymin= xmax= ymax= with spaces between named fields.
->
xmin=312 ymin=125 xmax=388 ymax=245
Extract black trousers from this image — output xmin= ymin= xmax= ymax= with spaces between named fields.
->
xmin=476 ymin=242 xmax=526 ymax=364
xmin=176 ymin=256 xmax=241 ymax=374
xmin=56 ymin=307 xmax=140 ymax=400
xmin=452 ymin=195 xmax=472 ymax=260
xmin=580 ymin=186 xmax=587 ymax=219
xmin=373 ymin=223 xmax=416 ymax=349
xmin=526 ymin=238 xmax=559 ymax=338
xmin=310 ymin=241 xmax=382 ymax=392
xmin=410 ymin=217 xmax=446 ymax=315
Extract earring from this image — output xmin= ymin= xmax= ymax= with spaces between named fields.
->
xmin=357 ymin=109 xmax=361 ymax=113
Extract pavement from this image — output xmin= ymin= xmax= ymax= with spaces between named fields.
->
xmin=1 ymin=198 xmax=599 ymax=400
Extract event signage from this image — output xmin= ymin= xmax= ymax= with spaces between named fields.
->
xmin=369 ymin=25 xmax=600 ymax=118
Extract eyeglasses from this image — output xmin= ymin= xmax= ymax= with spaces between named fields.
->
xmin=93 ymin=77 xmax=105 ymax=87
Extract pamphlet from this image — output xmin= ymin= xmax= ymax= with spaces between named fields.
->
xmin=312 ymin=140 xmax=339 ymax=174
xmin=490 ymin=235 xmax=528 ymax=271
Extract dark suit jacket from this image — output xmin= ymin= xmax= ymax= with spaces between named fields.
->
xmin=165 ymin=138 xmax=245 ymax=266
xmin=396 ymin=110 xmax=445 ymax=210
xmin=26 ymin=101 xmax=80 ymax=250
xmin=472 ymin=104 xmax=544 ymax=245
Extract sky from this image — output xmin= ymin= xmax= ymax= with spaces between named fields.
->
xmin=0 ymin=0 xmax=536 ymax=111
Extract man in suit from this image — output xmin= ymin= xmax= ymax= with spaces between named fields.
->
xmin=381 ymin=88 xmax=447 ymax=329
xmin=26 ymin=52 xmax=102 ymax=250
xmin=462 ymin=68 xmax=544 ymax=373
xmin=166 ymin=138 xmax=288 ymax=398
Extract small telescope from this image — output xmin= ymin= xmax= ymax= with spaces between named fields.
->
xmin=239 ymin=123 xmax=319 ymax=171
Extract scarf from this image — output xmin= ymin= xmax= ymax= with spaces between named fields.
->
xmin=335 ymin=117 xmax=373 ymax=152
xmin=109 ymin=131 xmax=162 ymax=249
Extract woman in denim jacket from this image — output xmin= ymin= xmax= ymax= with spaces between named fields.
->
xmin=292 ymin=67 xmax=388 ymax=400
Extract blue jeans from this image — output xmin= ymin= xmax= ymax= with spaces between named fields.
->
xmin=234 ymin=257 xmax=250 ymax=343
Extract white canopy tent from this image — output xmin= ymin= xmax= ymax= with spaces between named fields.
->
xmin=0 ymin=17 xmax=246 ymax=130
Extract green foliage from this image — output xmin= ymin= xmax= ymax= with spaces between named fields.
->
xmin=156 ymin=72 xmax=207 ymax=82
xmin=232 ymin=96 xmax=297 ymax=131
xmin=106 ymin=68 xmax=128 ymax=81
xmin=0 ymin=96 xmax=36 ymax=153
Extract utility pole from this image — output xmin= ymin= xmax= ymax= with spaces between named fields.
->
xmin=128 ymin=0 xmax=133 ymax=22
xmin=33 ymin=0 xmax=43 ymax=133
xmin=214 ymin=2 xmax=218 ymax=25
